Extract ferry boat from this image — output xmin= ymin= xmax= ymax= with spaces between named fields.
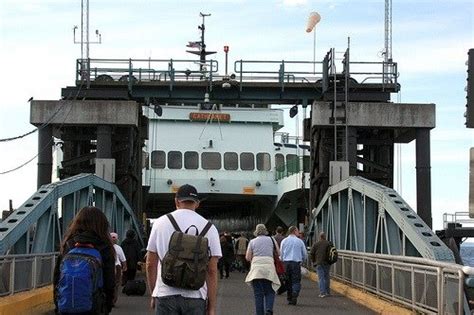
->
xmin=142 ymin=103 xmax=310 ymax=232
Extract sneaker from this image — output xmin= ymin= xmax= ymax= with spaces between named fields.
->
xmin=288 ymin=298 xmax=297 ymax=305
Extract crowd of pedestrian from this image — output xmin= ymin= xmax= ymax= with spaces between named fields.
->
xmin=52 ymin=184 xmax=336 ymax=315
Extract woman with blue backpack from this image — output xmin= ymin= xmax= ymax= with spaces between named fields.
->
xmin=53 ymin=206 xmax=116 ymax=315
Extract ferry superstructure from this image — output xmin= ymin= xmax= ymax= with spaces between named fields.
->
xmin=143 ymin=104 xmax=310 ymax=231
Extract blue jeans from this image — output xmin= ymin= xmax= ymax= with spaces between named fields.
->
xmin=284 ymin=261 xmax=302 ymax=300
xmin=251 ymin=279 xmax=275 ymax=315
xmin=316 ymin=264 xmax=331 ymax=295
xmin=155 ymin=295 xmax=206 ymax=315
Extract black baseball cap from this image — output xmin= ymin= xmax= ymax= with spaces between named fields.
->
xmin=176 ymin=184 xmax=200 ymax=203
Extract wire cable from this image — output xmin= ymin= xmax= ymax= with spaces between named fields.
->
xmin=0 ymin=94 xmax=77 ymax=143
xmin=0 ymin=128 xmax=37 ymax=142
xmin=0 ymin=82 xmax=84 ymax=175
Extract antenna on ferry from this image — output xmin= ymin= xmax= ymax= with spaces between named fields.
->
xmin=382 ymin=0 xmax=393 ymax=83
xmin=73 ymin=0 xmax=102 ymax=83
xmin=186 ymin=12 xmax=216 ymax=73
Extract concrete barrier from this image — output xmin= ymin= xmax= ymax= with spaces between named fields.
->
xmin=0 ymin=286 xmax=54 ymax=315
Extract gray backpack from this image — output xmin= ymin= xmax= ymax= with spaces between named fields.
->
xmin=161 ymin=214 xmax=212 ymax=290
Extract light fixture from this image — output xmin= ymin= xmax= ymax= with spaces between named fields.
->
xmin=255 ymin=181 xmax=261 ymax=187
xmin=167 ymin=179 xmax=173 ymax=185
xmin=289 ymin=105 xmax=298 ymax=118
xmin=153 ymin=103 xmax=163 ymax=117
xmin=210 ymin=177 xmax=216 ymax=186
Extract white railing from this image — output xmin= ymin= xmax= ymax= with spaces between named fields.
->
xmin=443 ymin=212 xmax=474 ymax=229
xmin=329 ymin=250 xmax=470 ymax=314
xmin=0 ymin=252 xmax=58 ymax=296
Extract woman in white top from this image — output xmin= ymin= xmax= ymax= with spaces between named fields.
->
xmin=245 ymin=224 xmax=281 ymax=315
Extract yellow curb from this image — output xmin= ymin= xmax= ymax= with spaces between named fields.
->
xmin=0 ymin=285 xmax=54 ymax=315
xmin=307 ymin=271 xmax=414 ymax=315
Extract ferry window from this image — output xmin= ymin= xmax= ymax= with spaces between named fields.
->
xmin=275 ymin=154 xmax=285 ymax=170
xmin=151 ymin=150 xmax=166 ymax=169
xmin=224 ymin=152 xmax=238 ymax=170
xmin=286 ymin=154 xmax=299 ymax=173
xmin=168 ymin=151 xmax=182 ymax=169
xmin=256 ymin=153 xmax=271 ymax=171
xmin=202 ymin=152 xmax=221 ymax=170
xmin=184 ymin=151 xmax=199 ymax=169
xmin=240 ymin=152 xmax=255 ymax=170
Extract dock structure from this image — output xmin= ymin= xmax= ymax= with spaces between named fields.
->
xmin=3 ymin=44 xmax=472 ymax=314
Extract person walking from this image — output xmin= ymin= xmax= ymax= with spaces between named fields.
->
xmin=219 ymin=235 xmax=234 ymax=279
xmin=111 ymin=232 xmax=127 ymax=305
xmin=280 ymin=226 xmax=307 ymax=305
xmin=146 ymin=184 xmax=222 ymax=315
xmin=53 ymin=206 xmax=115 ymax=314
xmin=121 ymin=229 xmax=142 ymax=284
xmin=245 ymin=224 xmax=281 ymax=315
xmin=273 ymin=226 xmax=285 ymax=247
xmin=310 ymin=231 xmax=331 ymax=297
xmin=235 ymin=233 xmax=249 ymax=272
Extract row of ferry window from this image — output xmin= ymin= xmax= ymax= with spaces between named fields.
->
xmin=150 ymin=150 xmax=299 ymax=171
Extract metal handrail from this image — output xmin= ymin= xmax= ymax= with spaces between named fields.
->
xmin=275 ymin=156 xmax=310 ymax=180
xmin=443 ymin=212 xmax=474 ymax=229
xmin=330 ymin=250 xmax=469 ymax=314
xmin=0 ymin=252 xmax=58 ymax=296
xmin=76 ymin=58 xmax=219 ymax=83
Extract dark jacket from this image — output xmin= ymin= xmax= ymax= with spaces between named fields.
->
xmin=310 ymin=239 xmax=331 ymax=266
xmin=220 ymin=240 xmax=235 ymax=264
xmin=121 ymin=237 xmax=142 ymax=270
xmin=53 ymin=231 xmax=115 ymax=314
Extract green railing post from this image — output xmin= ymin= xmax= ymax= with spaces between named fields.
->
xmin=279 ymin=60 xmax=285 ymax=92
xmin=239 ymin=60 xmax=243 ymax=92
xmin=169 ymin=59 xmax=174 ymax=92
xmin=128 ymin=58 xmax=133 ymax=92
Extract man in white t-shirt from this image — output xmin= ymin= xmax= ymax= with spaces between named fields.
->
xmin=146 ymin=184 xmax=222 ymax=315
xmin=111 ymin=232 xmax=127 ymax=305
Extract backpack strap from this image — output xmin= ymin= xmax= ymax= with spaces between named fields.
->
xmin=199 ymin=221 xmax=213 ymax=237
xmin=269 ymin=236 xmax=277 ymax=255
xmin=167 ymin=214 xmax=182 ymax=232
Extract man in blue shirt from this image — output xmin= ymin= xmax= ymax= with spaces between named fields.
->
xmin=280 ymin=226 xmax=308 ymax=305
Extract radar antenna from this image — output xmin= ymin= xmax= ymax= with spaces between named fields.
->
xmin=186 ymin=12 xmax=216 ymax=73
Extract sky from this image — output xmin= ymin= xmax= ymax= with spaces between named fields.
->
xmin=0 ymin=0 xmax=473 ymax=231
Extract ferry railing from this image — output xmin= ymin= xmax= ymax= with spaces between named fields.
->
xmin=76 ymin=58 xmax=219 ymax=83
xmin=275 ymin=156 xmax=310 ymax=180
xmin=234 ymin=59 xmax=398 ymax=87
xmin=443 ymin=212 xmax=474 ymax=229
xmin=234 ymin=60 xmax=323 ymax=91
xmin=329 ymin=250 xmax=470 ymax=314
xmin=0 ymin=252 xmax=58 ymax=296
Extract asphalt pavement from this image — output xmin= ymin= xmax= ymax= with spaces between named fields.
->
xmin=109 ymin=271 xmax=374 ymax=315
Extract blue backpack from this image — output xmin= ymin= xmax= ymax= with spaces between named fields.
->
xmin=57 ymin=244 xmax=104 ymax=313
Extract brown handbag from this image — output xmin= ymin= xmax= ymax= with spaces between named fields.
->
xmin=270 ymin=237 xmax=285 ymax=275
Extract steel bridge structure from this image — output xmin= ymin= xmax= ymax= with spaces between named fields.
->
xmin=0 ymin=173 xmax=144 ymax=255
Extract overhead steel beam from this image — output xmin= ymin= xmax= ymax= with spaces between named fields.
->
xmin=0 ymin=174 xmax=144 ymax=255
xmin=310 ymin=176 xmax=454 ymax=262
